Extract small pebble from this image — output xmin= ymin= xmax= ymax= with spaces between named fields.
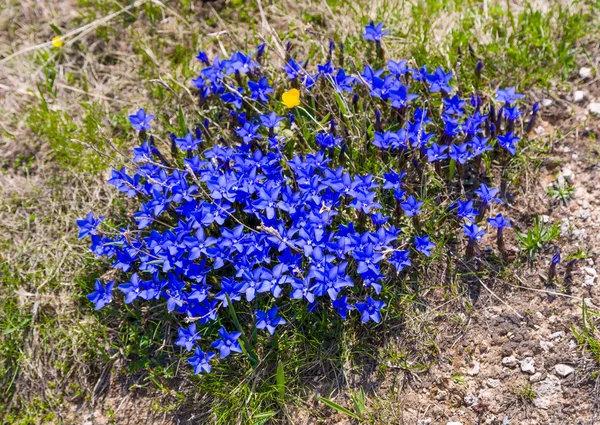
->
xmin=555 ymin=364 xmax=575 ymax=377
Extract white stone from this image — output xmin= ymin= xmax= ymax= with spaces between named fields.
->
xmin=579 ymin=67 xmax=592 ymax=78
xmin=520 ymin=357 xmax=536 ymax=374
xmin=487 ymin=378 xmax=501 ymax=388
xmin=551 ymin=331 xmax=565 ymax=341
xmin=584 ymin=267 xmax=597 ymax=276
xmin=542 ymin=99 xmax=553 ymax=107
xmin=540 ymin=340 xmax=554 ymax=353
xmin=447 ymin=422 xmax=464 ymax=425
xmin=467 ymin=360 xmax=480 ymax=376
xmin=417 ymin=419 xmax=433 ymax=425
xmin=573 ymin=90 xmax=584 ymax=102
xmin=540 ymin=215 xmax=550 ymax=223
xmin=502 ymin=356 xmax=519 ymax=368
xmin=530 ymin=372 xmax=545 ymax=383
xmin=555 ymin=364 xmax=575 ymax=377
xmin=590 ymin=102 xmax=600 ymax=115
xmin=464 ymin=393 xmax=479 ymax=406
xmin=584 ymin=274 xmax=596 ymax=287
xmin=533 ymin=375 xmax=562 ymax=409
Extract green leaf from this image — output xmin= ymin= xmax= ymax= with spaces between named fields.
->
xmin=276 ymin=360 xmax=285 ymax=400
xmin=317 ymin=396 xmax=360 ymax=420
xmin=178 ymin=105 xmax=186 ymax=136
xmin=49 ymin=24 xmax=62 ymax=36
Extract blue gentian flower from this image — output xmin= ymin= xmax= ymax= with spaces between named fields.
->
xmin=474 ymin=183 xmax=502 ymax=207
xmin=388 ymin=59 xmax=408 ymax=76
xmin=487 ymin=213 xmax=511 ymax=229
xmin=87 ymin=280 xmax=114 ymax=310
xmin=463 ymin=223 xmax=486 ymax=241
xmin=443 ymin=94 xmax=465 ymax=116
xmin=77 ymin=211 xmax=104 ymax=239
xmin=129 ymin=108 xmax=154 ymax=132
xmin=426 ymin=68 xmax=453 ymax=93
xmin=221 ymin=87 xmax=245 ymax=109
xmin=118 ymin=272 xmax=143 ymax=304
xmin=454 ymin=199 xmax=479 ymax=222
xmin=389 ymin=250 xmax=411 ymax=272
xmin=255 ymin=306 xmax=287 ymax=335
xmin=175 ymin=323 xmax=201 ymax=351
xmin=425 ymin=143 xmax=448 ymax=162
xmin=332 ymin=296 xmax=354 ymax=320
xmin=495 ymin=87 xmax=524 ymax=105
xmin=355 ymin=296 xmax=386 ymax=323
xmin=188 ymin=347 xmax=216 ymax=374
xmin=248 ymin=77 xmax=273 ymax=103
xmin=400 ymin=195 xmax=424 ymax=217
xmin=414 ymin=235 xmax=435 ymax=257
xmin=211 ymin=327 xmax=243 ymax=358
xmin=497 ymin=132 xmax=520 ymax=155
xmin=260 ymin=112 xmax=284 ymax=129
xmin=362 ymin=21 xmax=389 ymax=41
xmin=449 ymin=143 xmax=472 ymax=164
xmin=175 ymin=132 xmax=202 ymax=151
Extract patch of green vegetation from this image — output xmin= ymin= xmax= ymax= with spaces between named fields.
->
xmin=515 ymin=216 xmax=561 ymax=263
xmin=572 ymin=302 xmax=600 ymax=365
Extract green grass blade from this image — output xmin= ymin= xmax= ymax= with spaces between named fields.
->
xmin=317 ymin=396 xmax=360 ymax=420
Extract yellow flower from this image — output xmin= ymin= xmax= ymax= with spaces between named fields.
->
xmin=52 ymin=36 xmax=63 ymax=48
xmin=281 ymin=89 xmax=300 ymax=108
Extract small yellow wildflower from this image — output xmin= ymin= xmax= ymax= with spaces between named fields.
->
xmin=52 ymin=36 xmax=63 ymax=48
xmin=281 ymin=89 xmax=300 ymax=108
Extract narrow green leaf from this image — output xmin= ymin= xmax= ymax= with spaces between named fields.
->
xmin=317 ymin=397 xmax=360 ymax=420
xmin=276 ymin=360 xmax=285 ymax=399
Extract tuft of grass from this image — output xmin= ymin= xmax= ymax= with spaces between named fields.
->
xmin=515 ymin=216 xmax=561 ymax=262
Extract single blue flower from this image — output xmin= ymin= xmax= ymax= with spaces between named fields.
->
xmin=443 ymin=94 xmax=465 ymax=116
xmin=118 ymin=272 xmax=143 ymax=304
xmin=355 ymin=296 xmax=386 ymax=323
xmin=497 ymin=132 xmax=520 ymax=156
xmin=401 ymin=195 xmax=424 ymax=217
xmin=389 ymin=250 xmax=411 ymax=272
xmin=248 ymin=77 xmax=273 ymax=103
xmin=129 ymin=108 xmax=155 ymax=132
xmin=463 ymin=223 xmax=486 ymax=241
xmin=255 ymin=306 xmax=287 ymax=335
xmin=188 ymin=347 xmax=216 ymax=374
xmin=362 ymin=21 xmax=389 ymax=41
xmin=424 ymin=143 xmax=448 ymax=162
xmin=77 ymin=211 xmax=104 ymax=239
xmin=414 ymin=235 xmax=435 ymax=257
xmin=332 ymin=296 xmax=354 ymax=320
xmin=487 ymin=213 xmax=511 ymax=229
xmin=175 ymin=323 xmax=201 ymax=352
xmin=474 ymin=183 xmax=502 ymax=207
xmin=454 ymin=199 xmax=480 ymax=222
xmin=175 ymin=132 xmax=202 ymax=151
xmin=426 ymin=67 xmax=453 ymax=93
xmin=449 ymin=143 xmax=472 ymax=165
xmin=495 ymin=87 xmax=524 ymax=105
xmin=260 ymin=112 xmax=284 ymax=129
xmin=87 ymin=280 xmax=114 ymax=310
xmin=211 ymin=327 xmax=243 ymax=358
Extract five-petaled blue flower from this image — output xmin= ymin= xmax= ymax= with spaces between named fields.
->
xmin=487 ymin=213 xmax=511 ymax=229
xmin=87 ymin=280 xmax=114 ymax=310
xmin=255 ymin=306 xmax=287 ymax=335
xmin=414 ymin=235 xmax=435 ymax=257
xmin=362 ymin=21 xmax=389 ymax=41
xmin=211 ymin=327 xmax=243 ymax=359
xmin=77 ymin=211 xmax=104 ymax=239
xmin=175 ymin=323 xmax=201 ymax=351
xmin=188 ymin=347 xmax=216 ymax=374
xmin=129 ymin=108 xmax=154 ymax=132
xmin=355 ymin=296 xmax=386 ymax=323
xmin=463 ymin=223 xmax=486 ymax=241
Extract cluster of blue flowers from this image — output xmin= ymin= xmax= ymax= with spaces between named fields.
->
xmin=79 ymin=22 xmax=533 ymax=375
